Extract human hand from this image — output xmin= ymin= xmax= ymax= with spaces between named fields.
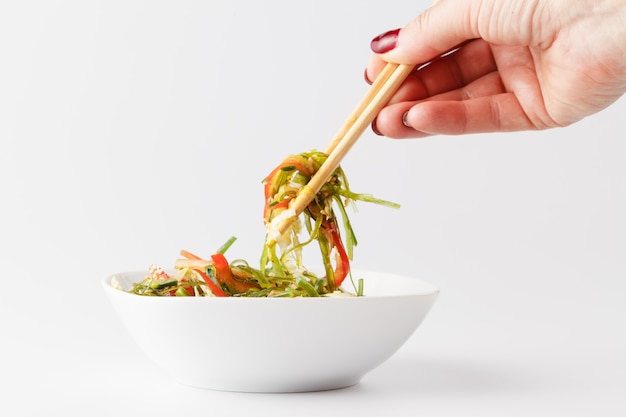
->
xmin=366 ymin=0 xmax=626 ymax=138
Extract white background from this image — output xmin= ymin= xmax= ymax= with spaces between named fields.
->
xmin=1 ymin=1 xmax=624 ymax=416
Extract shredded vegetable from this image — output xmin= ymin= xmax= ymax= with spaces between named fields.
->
xmin=126 ymin=150 xmax=399 ymax=298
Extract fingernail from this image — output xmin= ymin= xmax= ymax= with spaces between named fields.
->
xmin=371 ymin=118 xmax=383 ymax=136
xmin=402 ymin=112 xmax=411 ymax=127
xmin=370 ymin=28 xmax=400 ymax=54
xmin=364 ymin=68 xmax=372 ymax=85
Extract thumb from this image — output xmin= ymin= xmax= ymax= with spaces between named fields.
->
xmin=371 ymin=0 xmax=518 ymax=64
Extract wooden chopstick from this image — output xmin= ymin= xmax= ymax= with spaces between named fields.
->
xmin=267 ymin=62 xmax=415 ymax=242
xmin=324 ymin=62 xmax=413 ymax=155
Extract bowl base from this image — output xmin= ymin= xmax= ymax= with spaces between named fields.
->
xmin=175 ymin=377 xmax=362 ymax=393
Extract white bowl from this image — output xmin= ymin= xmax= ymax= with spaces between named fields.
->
xmin=103 ymin=269 xmax=438 ymax=392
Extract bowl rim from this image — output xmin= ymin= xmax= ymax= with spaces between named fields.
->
xmin=102 ymin=268 xmax=439 ymax=300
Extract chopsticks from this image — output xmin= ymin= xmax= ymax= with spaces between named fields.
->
xmin=267 ymin=62 xmax=415 ymax=242
xmin=323 ymin=62 xmax=415 ymax=155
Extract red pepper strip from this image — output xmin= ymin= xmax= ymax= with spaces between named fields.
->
xmin=265 ymin=200 xmax=290 ymax=221
xmin=263 ymin=166 xmax=292 ymax=222
xmin=211 ymin=253 xmax=231 ymax=280
xmin=210 ymin=253 xmax=257 ymax=294
xmin=195 ymin=268 xmax=228 ymax=297
xmin=329 ymin=225 xmax=350 ymax=287
xmin=180 ymin=277 xmax=194 ymax=296
xmin=263 ymin=166 xmax=282 ymax=200
xmin=263 ymin=156 xmax=315 ymax=222
xmin=283 ymin=158 xmax=314 ymax=177
xmin=180 ymin=249 xmax=221 ymax=297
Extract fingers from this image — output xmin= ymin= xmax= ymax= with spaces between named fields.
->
xmin=385 ymin=39 xmax=497 ymax=105
xmin=375 ymin=0 xmax=484 ymax=65
xmin=365 ymin=1 xmax=556 ymax=138
xmin=375 ymin=91 xmax=536 ymax=138
xmin=371 ymin=0 xmax=550 ymax=65
xmin=374 ymin=71 xmax=535 ymax=137
xmin=366 ymin=39 xmax=497 ymax=110
xmin=364 ymin=55 xmax=388 ymax=84
xmin=368 ymin=39 xmax=508 ymax=138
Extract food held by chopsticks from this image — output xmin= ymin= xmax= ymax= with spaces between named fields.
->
xmin=266 ymin=63 xmax=415 ymax=240
xmin=119 ymin=62 xmax=413 ymax=297
xmin=119 ymin=150 xmax=399 ymax=298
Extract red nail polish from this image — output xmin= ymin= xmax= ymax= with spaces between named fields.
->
xmin=371 ymin=118 xmax=383 ymax=136
xmin=370 ymin=28 xmax=400 ymax=54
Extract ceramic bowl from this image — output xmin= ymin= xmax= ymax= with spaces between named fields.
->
xmin=103 ymin=269 xmax=438 ymax=392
